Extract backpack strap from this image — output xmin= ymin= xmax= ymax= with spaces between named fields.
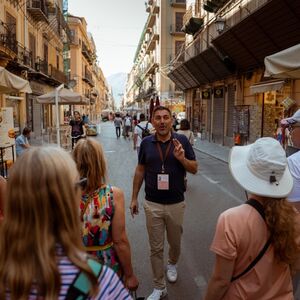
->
xmin=66 ymin=259 xmax=102 ymax=300
xmin=136 ymin=124 xmax=145 ymax=138
xmin=231 ymin=199 xmax=272 ymax=282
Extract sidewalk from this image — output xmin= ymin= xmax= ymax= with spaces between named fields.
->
xmin=193 ymin=138 xmax=231 ymax=163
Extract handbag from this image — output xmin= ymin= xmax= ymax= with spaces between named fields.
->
xmin=231 ymin=199 xmax=272 ymax=282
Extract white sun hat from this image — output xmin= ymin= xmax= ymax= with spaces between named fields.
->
xmin=229 ymin=137 xmax=293 ymax=198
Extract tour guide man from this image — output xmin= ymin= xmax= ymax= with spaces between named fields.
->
xmin=130 ymin=106 xmax=198 ymax=300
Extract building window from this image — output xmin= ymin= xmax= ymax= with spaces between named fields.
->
xmin=175 ymin=40 xmax=185 ymax=61
xmin=175 ymin=12 xmax=184 ymax=32
xmin=5 ymin=12 xmax=16 ymax=36
xmin=29 ymin=33 xmax=36 ymax=66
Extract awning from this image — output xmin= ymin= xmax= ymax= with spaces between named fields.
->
xmin=0 ymin=66 xmax=32 ymax=93
xmin=211 ymin=0 xmax=300 ymax=72
xmin=264 ymin=44 xmax=300 ymax=79
xmin=37 ymin=88 xmax=88 ymax=104
xmin=250 ymin=80 xmax=285 ymax=94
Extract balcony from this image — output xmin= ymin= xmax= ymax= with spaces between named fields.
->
xmin=82 ymin=68 xmax=94 ymax=87
xmin=15 ymin=44 xmax=34 ymax=69
xmin=170 ymin=24 xmax=185 ymax=36
xmin=49 ymin=64 xmax=67 ymax=84
xmin=35 ymin=57 xmax=49 ymax=75
xmin=182 ymin=17 xmax=204 ymax=35
xmin=47 ymin=5 xmax=68 ymax=37
xmin=149 ymin=0 xmax=159 ymax=14
xmin=0 ymin=21 xmax=18 ymax=61
xmin=145 ymin=56 xmax=158 ymax=76
xmin=27 ymin=0 xmax=49 ymax=23
xmin=8 ymin=0 xmax=21 ymax=7
xmin=82 ymin=42 xmax=94 ymax=65
xmin=146 ymin=0 xmax=159 ymax=29
xmin=146 ymin=27 xmax=159 ymax=54
xmin=170 ymin=0 xmax=186 ymax=8
xmin=203 ymin=0 xmax=229 ymax=13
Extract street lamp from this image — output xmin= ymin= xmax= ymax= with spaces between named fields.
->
xmin=215 ymin=16 xmax=226 ymax=34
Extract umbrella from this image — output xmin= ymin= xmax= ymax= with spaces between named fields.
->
xmin=36 ymin=88 xmax=87 ymax=104
xmin=155 ymin=95 xmax=160 ymax=107
xmin=0 ymin=66 xmax=32 ymax=93
xmin=264 ymin=44 xmax=300 ymax=79
xmin=37 ymin=85 xmax=88 ymax=146
xmin=149 ymin=97 xmax=154 ymax=121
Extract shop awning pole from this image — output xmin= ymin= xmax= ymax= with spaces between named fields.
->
xmin=55 ymin=84 xmax=64 ymax=146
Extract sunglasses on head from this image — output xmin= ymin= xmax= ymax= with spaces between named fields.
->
xmin=75 ymin=177 xmax=87 ymax=189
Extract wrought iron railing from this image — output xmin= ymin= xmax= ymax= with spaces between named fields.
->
xmin=16 ymin=44 xmax=34 ymax=68
xmin=0 ymin=22 xmax=17 ymax=54
xmin=49 ymin=64 xmax=67 ymax=84
xmin=27 ymin=0 xmax=48 ymax=18
xmin=35 ymin=57 xmax=49 ymax=75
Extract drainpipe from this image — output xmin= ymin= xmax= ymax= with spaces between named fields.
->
xmin=55 ymin=83 xmax=64 ymax=146
xmin=261 ymin=93 xmax=265 ymax=138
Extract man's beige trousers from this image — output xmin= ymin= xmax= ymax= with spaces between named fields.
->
xmin=144 ymin=200 xmax=186 ymax=289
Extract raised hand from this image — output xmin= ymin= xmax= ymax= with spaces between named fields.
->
xmin=173 ymin=138 xmax=185 ymax=162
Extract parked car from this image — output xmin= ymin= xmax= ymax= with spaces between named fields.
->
xmin=86 ymin=123 xmax=98 ymax=136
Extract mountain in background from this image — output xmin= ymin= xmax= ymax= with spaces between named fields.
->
xmin=106 ymin=72 xmax=128 ymax=109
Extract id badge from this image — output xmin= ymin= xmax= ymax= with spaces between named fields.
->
xmin=157 ymin=174 xmax=169 ymax=190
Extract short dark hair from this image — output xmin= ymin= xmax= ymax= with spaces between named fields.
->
xmin=140 ymin=113 xmax=145 ymax=121
xmin=152 ymin=106 xmax=171 ymax=118
xmin=180 ymin=119 xmax=190 ymax=130
xmin=23 ymin=127 xmax=31 ymax=135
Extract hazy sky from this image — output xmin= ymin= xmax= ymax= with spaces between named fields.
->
xmin=68 ymin=0 xmax=148 ymax=78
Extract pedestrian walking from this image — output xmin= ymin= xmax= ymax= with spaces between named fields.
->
xmin=114 ymin=113 xmax=123 ymax=138
xmin=133 ymin=113 xmax=153 ymax=155
xmin=281 ymin=109 xmax=300 ymax=157
xmin=172 ymin=113 xmax=179 ymax=132
xmin=124 ymin=114 xmax=132 ymax=139
xmin=15 ymin=127 xmax=31 ymax=157
xmin=73 ymin=138 xmax=139 ymax=292
xmin=0 ymin=146 xmax=132 ymax=299
xmin=67 ymin=111 xmax=86 ymax=149
xmin=130 ymin=106 xmax=198 ymax=300
xmin=205 ymin=137 xmax=300 ymax=300
xmin=177 ymin=119 xmax=194 ymax=145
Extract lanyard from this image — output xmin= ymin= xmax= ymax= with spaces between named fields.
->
xmin=156 ymin=139 xmax=172 ymax=173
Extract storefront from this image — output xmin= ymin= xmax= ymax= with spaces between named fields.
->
xmin=28 ymin=80 xmax=51 ymax=137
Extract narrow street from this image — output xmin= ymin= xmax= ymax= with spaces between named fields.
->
xmin=94 ymin=121 xmax=245 ymax=300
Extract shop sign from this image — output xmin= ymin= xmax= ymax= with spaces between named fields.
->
xmin=0 ymin=107 xmax=16 ymax=162
xmin=281 ymin=96 xmax=296 ymax=110
xmin=264 ymin=91 xmax=276 ymax=105
xmin=202 ymin=90 xmax=211 ymax=99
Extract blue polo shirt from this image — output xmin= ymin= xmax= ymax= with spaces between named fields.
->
xmin=138 ymin=132 xmax=196 ymax=204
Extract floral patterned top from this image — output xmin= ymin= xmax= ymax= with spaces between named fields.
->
xmin=80 ymin=185 xmax=121 ymax=274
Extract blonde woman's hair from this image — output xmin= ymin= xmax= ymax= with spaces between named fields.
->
xmin=73 ymin=138 xmax=107 ymax=193
xmin=263 ymin=198 xmax=300 ymax=264
xmin=0 ymin=146 xmax=98 ymax=300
